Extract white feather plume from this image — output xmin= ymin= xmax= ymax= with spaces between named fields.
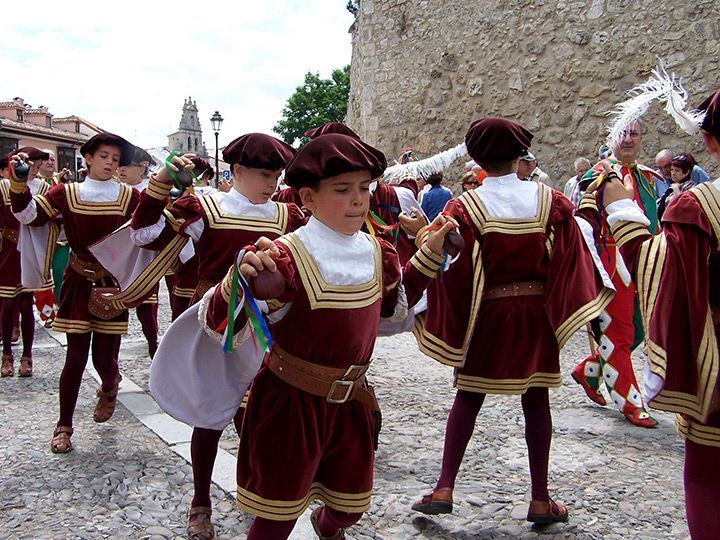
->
xmin=383 ymin=143 xmax=468 ymax=184
xmin=606 ymin=61 xmax=706 ymax=150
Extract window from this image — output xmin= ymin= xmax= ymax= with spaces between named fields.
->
xmin=57 ymin=147 xmax=76 ymax=178
xmin=16 ymin=109 xmax=24 ymax=122
xmin=187 ymin=136 xmax=191 ymax=150
xmin=194 ymin=138 xmax=198 ymax=151
xmin=0 ymin=137 xmax=18 ymax=157
xmin=75 ymin=122 xmax=80 ymax=133
xmin=46 ymin=116 xmax=52 ymax=128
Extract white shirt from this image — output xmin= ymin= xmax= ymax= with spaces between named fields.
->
xmin=474 ymin=173 xmax=539 ymax=218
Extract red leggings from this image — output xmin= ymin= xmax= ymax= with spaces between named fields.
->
xmin=58 ymin=332 xmax=121 ymax=427
xmin=135 ymin=303 xmax=158 ymax=353
xmin=247 ymin=506 xmax=362 ymax=539
xmin=170 ymin=295 xmax=191 ymax=322
xmin=1 ymin=293 xmax=34 ymax=357
xmin=190 ymin=407 xmax=245 ymax=508
xmin=436 ymin=387 xmax=552 ymax=502
xmin=684 ymin=439 xmax=720 ymax=539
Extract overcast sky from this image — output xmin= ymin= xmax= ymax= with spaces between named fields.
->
xmin=1 ymin=0 xmax=354 ymax=149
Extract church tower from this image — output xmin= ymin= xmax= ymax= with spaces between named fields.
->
xmin=168 ymin=97 xmax=208 ymax=157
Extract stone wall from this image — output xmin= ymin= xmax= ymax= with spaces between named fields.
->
xmin=346 ymin=0 xmax=720 ymax=188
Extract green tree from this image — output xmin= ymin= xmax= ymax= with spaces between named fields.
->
xmin=273 ymin=65 xmax=351 ymax=146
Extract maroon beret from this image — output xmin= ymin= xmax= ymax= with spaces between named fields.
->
xmin=190 ymin=156 xmax=214 ymax=178
xmin=284 ymin=133 xmax=387 ymax=188
xmin=222 ymin=133 xmax=296 ymax=170
xmin=129 ymin=146 xmax=156 ymax=166
xmin=304 ymin=122 xmax=360 ymax=140
xmin=699 ymin=89 xmax=720 ymax=140
xmin=465 ymin=117 xmax=534 ymax=162
xmin=10 ymin=146 xmax=50 ymax=161
xmin=80 ymin=133 xmax=135 ymax=166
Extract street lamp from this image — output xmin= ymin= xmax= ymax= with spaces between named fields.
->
xmin=210 ymin=110 xmax=223 ymax=187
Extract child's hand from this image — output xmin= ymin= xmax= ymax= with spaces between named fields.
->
xmin=587 ymin=163 xmax=632 ymax=206
xmin=155 ymin=153 xmax=195 ymax=184
xmin=425 ymin=214 xmax=460 ymax=256
xmin=239 ymin=237 xmax=280 ymax=280
xmin=398 ymin=207 xmax=427 ymax=236
xmin=9 ymin=152 xmax=31 ymax=182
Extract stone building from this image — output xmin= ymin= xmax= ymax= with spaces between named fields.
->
xmin=346 ymin=0 xmax=720 ymax=187
xmin=168 ymin=97 xmax=208 ymax=158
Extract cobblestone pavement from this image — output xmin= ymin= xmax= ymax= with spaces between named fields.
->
xmin=0 ymin=285 xmax=690 ymax=539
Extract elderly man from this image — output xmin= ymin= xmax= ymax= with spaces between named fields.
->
xmin=655 ymin=148 xmax=710 ymax=197
xmin=572 ymin=119 xmax=661 ymax=428
xmin=517 ymin=152 xmax=552 ymax=184
xmin=563 ymin=157 xmax=592 ymax=207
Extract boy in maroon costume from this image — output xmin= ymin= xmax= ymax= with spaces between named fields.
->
xmin=201 ymin=133 xmax=456 ymax=539
xmin=9 ymin=133 xmax=139 ymax=453
xmin=411 ymin=118 xmax=614 ymax=524
xmin=129 ymin=133 xmax=303 ymax=540
xmin=593 ymin=88 xmax=720 ymax=539
xmin=0 ymin=148 xmax=52 ymax=377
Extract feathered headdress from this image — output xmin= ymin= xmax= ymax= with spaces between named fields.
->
xmin=384 ymin=143 xmax=468 ymax=185
xmin=606 ymin=60 xmax=706 ymax=150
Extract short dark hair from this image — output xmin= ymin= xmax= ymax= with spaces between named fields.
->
xmin=478 ymin=159 xmax=515 ymax=175
xmin=427 ymin=172 xmax=443 ymax=186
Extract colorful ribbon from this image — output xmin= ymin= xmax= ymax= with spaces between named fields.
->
xmin=219 ymin=251 xmax=273 ymax=354
xmin=365 ymin=209 xmax=400 ymax=244
xmin=165 ymin=151 xmax=199 ymax=191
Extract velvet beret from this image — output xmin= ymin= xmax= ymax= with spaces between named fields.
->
xmin=304 ymin=122 xmax=360 ymax=140
xmin=190 ymin=156 xmax=214 ymax=178
xmin=10 ymin=146 xmax=50 ymax=161
xmin=222 ymin=133 xmax=296 ymax=170
xmin=699 ymin=89 xmax=720 ymax=140
xmin=465 ymin=117 xmax=534 ymax=162
xmin=80 ymin=133 xmax=135 ymax=166
xmin=129 ymin=146 xmax=156 ymax=166
xmin=284 ymin=133 xmax=387 ymax=188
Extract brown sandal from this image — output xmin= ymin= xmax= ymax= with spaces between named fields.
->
xmin=50 ymin=426 xmax=74 ymax=454
xmin=187 ymin=506 xmax=216 ymax=540
xmin=310 ymin=506 xmax=346 ymax=540
xmin=1 ymin=354 xmax=13 ymax=377
xmin=18 ymin=356 xmax=32 ymax=377
xmin=94 ymin=381 xmax=120 ymax=423
xmin=411 ymin=487 xmax=453 ymax=515
xmin=527 ymin=498 xmax=569 ymax=524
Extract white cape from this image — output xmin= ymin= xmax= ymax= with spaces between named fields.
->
xmin=149 ymin=298 xmax=264 ymax=431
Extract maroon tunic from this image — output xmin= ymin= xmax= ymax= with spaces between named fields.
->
xmin=132 ymin=186 xmax=307 ymax=301
xmin=612 ymin=183 xmax=720 ymax=446
xmin=203 ymin=230 xmax=445 ymax=520
xmin=10 ymin=180 xmax=140 ymax=334
xmin=414 ymin=183 xmax=613 ymax=394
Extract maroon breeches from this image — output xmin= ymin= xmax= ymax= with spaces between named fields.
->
xmin=171 ymin=296 xmax=191 ymax=322
xmin=135 ymin=303 xmax=158 ymax=350
xmin=57 ymin=332 xmax=120 ymax=427
xmin=436 ymin=387 xmax=552 ymax=502
xmin=1 ymin=293 xmax=34 ymax=357
xmin=684 ymin=439 xmax=720 ymax=539
xmin=190 ymin=407 xmax=245 ymax=508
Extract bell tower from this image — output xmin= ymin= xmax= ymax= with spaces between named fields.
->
xmin=168 ymin=97 xmax=208 ymax=157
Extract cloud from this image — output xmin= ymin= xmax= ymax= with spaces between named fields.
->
xmin=1 ymin=0 xmax=353 ymax=148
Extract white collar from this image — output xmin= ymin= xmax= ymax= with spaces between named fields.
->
xmin=77 ymin=176 xmax=121 ymax=202
xmin=127 ymin=178 xmax=149 ymax=192
xmin=217 ymin=187 xmax=276 ymax=218
xmin=295 ymin=216 xmax=376 ymax=285
xmin=480 ymin=172 xmax=522 ymax=185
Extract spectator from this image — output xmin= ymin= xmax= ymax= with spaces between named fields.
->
xmin=656 ymin=152 xmax=697 ymax=221
xmin=460 ymin=171 xmax=479 ymax=191
xmin=420 ymin=172 xmax=453 ymax=220
xmin=518 ymin=152 xmax=552 ymax=184
xmin=563 ymin=157 xmax=591 ymax=207
xmin=655 ymin=148 xmax=710 ymax=198
xmin=598 ymin=144 xmax=612 ymax=160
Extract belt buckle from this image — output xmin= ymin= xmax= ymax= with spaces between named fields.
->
xmin=327 ymin=380 xmax=354 ymax=404
xmin=342 ymin=364 xmax=366 ymax=381
xmin=83 ymin=268 xmax=98 ymax=280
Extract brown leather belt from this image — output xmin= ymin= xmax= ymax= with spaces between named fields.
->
xmin=1 ymin=227 xmax=18 ymax=244
xmin=484 ymin=280 xmax=545 ymax=300
xmin=69 ymin=253 xmax=108 ymax=281
xmin=266 ymin=343 xmax=378 ymax=410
